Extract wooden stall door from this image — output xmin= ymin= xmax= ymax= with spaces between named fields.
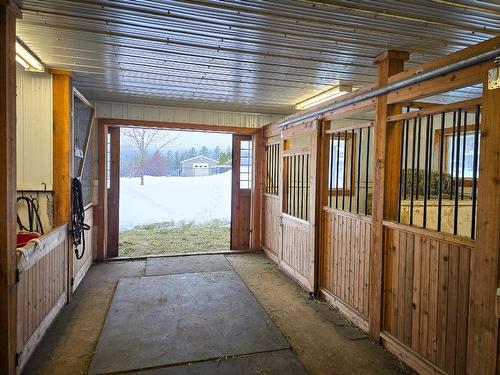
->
xmin=231 ymin=135 xmax=252 ymax=250
xmin=106 ymin=127 xmax=120 ymax=257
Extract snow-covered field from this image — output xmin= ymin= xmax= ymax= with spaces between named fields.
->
xmin=119 ymin=171 xmax=232 ymax=231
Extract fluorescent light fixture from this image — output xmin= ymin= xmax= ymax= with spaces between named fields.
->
xmin=296 ymin=85 xmax=352 ymax=110
xmin=16 ymin=39 xmax=44 ymax=72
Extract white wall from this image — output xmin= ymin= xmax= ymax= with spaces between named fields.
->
xmin=16 ymin=65 xmax=53 ymax=190
xmin=94 ymin=101 xmax=282 ymax=128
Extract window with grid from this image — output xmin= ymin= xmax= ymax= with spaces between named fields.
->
xmin=265 ymin=143 xmax=280 ymax=195
xmin=240 ymin=140 xmax=252 ymax=189
xmin=283 ymin=153 xmax=310 ymax=221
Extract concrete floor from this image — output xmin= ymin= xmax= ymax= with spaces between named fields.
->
xmin=24 ymin=253 xmax=413 ymax=375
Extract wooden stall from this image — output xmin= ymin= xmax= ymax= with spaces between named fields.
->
xmin=15 ymin=225 xmax=69 ymax=371
xmin=261 ymin=36 xmax=500 ymax=374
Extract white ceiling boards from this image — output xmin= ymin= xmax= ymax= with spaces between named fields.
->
xmin=16 ymin=0 xmax=498 ymax=114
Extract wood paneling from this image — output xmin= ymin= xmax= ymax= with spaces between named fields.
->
xmin=281 ymin=215 xmax=314 ymax=292
xmin=262 ymin=194 xmax=281 ymax=260
xmin=382 ymin=224 xmax=472 ymax=374
xmin=16 ymin=224 xmax=68 ymax=372
xmin=0 ymin=4 xmax=18 ymax=374
xmin=467 ymin=70 xmax=500 ymax=375
xmin=321 ymin=208 xmax=371 ymax=318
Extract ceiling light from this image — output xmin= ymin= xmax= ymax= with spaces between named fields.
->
xmin=16 ymin=39 xmax=44 ymax=72
xmin=295 ymin=85 xmax=352 ymax=110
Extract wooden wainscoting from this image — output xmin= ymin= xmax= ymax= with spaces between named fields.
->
xmin=262 ymin=194 xmax=281 ymax=263
xmin=16 ymin=224 xmax=69 ymax=372
xmin=382 ymin=221 xmax=473 ymax=375
xmin=320 ymin=208 xmax=371 ymax=330
xmin=280 ymin=214 xmax=314 ymax=292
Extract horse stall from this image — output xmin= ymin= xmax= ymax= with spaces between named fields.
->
xmin=261 ymin=39 xmax=500 ymax=374
xmin=12 ymin=64 xmax=97 ymax=371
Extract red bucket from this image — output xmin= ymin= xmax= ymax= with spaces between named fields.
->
xmin=17 ymin=232 xmax=41 ymax=248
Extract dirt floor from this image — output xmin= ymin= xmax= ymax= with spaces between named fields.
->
xmin=23 ymin=253 xmax=414 ymax=375
xmin=119 ymin=221 xmax=230 ymax=257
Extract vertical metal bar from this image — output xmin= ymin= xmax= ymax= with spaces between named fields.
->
xmin=415 ymin=116 xmax=421 ymax=200
xmin=329 ymin=134 xmax=334 ymax=208
xmin=454 ymin=109 xmax=462 ymax=235
xmin=342 ymin=131 xmax=347 ymax=210
xmin=423 ymin=115 xmax=430 ymax=228
xmin=437 ymin=112 xmax=445 ymax=232
xmin=336 ymin=134 xmax=340 ymax=209
xmin=293 ymin=155 xmax=299 ymax=217
xmin=356 ymin=128 xmax=362 ymax=214
xmin=403 ymin=119 xmax=409 ymax=200
xmin=450 ymin=111 xmax=456 ymax=199
xmin=397 ymin=119 xmax=405 ymax=222
xmin=365 ymin=127 xmax=371 ymax=216
xmin=301 ymin=154 xmax=305 ymax=219
xmin=276 ymin=144 xmax=279 ymax=195
xmin=349 ymin=129 xmax=355 ymax=212
xmin=461 ymin=111 xmax=467 ymax=200
xmin=287 ymin=156 xmax=290 ymax=213
xmin=306 ymin=155 xmax=309 ymax=220
xmin=268 ymin=145 xmax=271 ymax=194
xmin=427 ymin=115 xmax=434 ymax=199
xmin=409 ymin=118 xmax=417 ymax=225
xmin=471 ymin=105 xmax=480 ymax=239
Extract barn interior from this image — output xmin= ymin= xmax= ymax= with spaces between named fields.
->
xmin=1 ymin=1 xmax=500 ymax=374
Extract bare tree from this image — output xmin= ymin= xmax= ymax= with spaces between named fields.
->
xmin=122 ymin=128 xmax=178 ymax=185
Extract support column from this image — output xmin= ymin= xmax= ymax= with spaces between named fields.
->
xmin=467 ymin=67 xmax=500 ymax=374
xmin=368 ymin=50 xmax=408 ymax=341
xmin=250 ymin=129 xmax=263 ymax=250
xmin=52 ymin=69 xmax=72 ymax=297
xmin=52 ymin=70 xmax=73 ymax=226
xmin=0 ymin=3 xmax=18 ymax=374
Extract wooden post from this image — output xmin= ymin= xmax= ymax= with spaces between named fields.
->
xmin=97 ymin=119 xmax=107 ymax=261
xmin=368 ymin=50 xmax=409 ymax=341
xmin=106 ymin=126 xmax=120 ymax=258
xmin=0 ymin=3 xmax=18 ymax=374
xmin=467 ymin=68 xmax=500 ymax=374
xmin=52 ymin=70 xmax=73 ymax=226
xmin=250 ymin=128 xmax=263 ymax=250
xmin=315 ymin=120 xmax=329 ymax=294
xmin=52 ymin=70 xmax=73 ymax=298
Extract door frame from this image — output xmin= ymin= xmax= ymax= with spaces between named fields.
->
xmin=96 ymin=118 xmax=260 ymax=260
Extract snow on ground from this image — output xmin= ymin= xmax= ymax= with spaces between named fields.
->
xmin=119 ymin=171 xmax=232 ymax=231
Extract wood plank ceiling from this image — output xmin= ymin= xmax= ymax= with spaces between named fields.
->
xmin=16 ymin=0 xmax=499 ymax=114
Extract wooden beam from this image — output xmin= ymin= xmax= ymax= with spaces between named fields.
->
xmin=0 ymin=4 xmax=17 ymax=374
xmin=387 ymin=60 xmax=494 ymax=105
xmin=52 ymin=71 xmax=73 ymax=225
xmin=250 ymin=128 xmax=263 ymax=250
xmin=387 ymin=97 xmax=482 ymax=123
xmin=101 ymin=118 xmax=259 ymax=135
xmin=467 ymin=70 xmax=500 ymax=375
xmin=368 ymin=50 xmax=408 ymax=341
xmin=388 ymin=35 xmax=500 ymax=85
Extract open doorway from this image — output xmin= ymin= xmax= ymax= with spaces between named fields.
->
xmin=118 ymin=128 xmax=233 ymax=256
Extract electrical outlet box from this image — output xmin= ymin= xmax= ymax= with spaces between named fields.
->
xmin=488 ymin=66 xmax=500 ymax=90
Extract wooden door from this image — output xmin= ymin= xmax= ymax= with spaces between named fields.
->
xmin=106 ymin=126 xmax=120 ymax=257
xmin=231 ymin=135 xmax=252 ymax=250
xmin=279 ymin=124 xmax=319 ymax=292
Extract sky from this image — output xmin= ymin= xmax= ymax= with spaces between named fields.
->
xmin=121 ymin=128 xmax=233 ymax=151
